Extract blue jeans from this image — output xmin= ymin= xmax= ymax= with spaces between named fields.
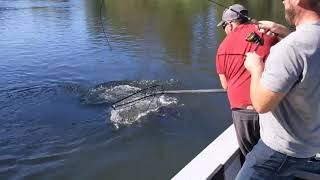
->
xmin=235 ymin=139 xmax=320 ymax=180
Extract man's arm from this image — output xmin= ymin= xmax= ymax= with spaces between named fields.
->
xmin=218 ymin=74 xmax=228 ymax=90
xmin=257 ymin=21 xmax=291 ymax=40
xmin=245 ymin=52 xmax=285 ymax=113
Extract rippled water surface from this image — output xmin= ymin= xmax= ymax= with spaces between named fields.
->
xmin=0 ymin=0 xmax=285 ymax=179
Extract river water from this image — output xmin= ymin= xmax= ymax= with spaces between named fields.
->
xmin=0 ymin=0 xmax=285 ymax=179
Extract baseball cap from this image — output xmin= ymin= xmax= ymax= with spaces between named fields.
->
xmin=217 ymin=4 xmax=248 ymax=27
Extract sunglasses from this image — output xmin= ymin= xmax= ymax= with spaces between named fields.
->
xmin=222 ymin=21 xmax=231 ymax=30
xmin=222 ymin=22 xmax=228 ymax=29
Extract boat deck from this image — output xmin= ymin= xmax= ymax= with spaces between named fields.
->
xmin=172 ymin=124 xmax=320 ymax=180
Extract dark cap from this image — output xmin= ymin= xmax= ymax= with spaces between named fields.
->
xmin=217 ymin=4 xmax=248 ymax=27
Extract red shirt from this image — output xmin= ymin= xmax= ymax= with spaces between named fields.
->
xmin=216 ymin=24 xmax=278 ymax=109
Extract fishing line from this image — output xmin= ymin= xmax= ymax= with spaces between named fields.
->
xmin=100 ymin=0 xmax=112 ymax=50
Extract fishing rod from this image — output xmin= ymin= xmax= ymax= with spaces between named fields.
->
xmin=209 ymin=0 xmax=281 ymax=39
xmin=100 ymin=0 xmax=112 ymax=50
xmin=111 ymin=87 xmax=226 ymax=110
xmin=208 ymin=0 xmax=254 ymax=23
xmin=209 ymin=0 xmax=266 ymax=51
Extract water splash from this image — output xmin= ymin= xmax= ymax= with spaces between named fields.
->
xmin=110 ymin=95 xmax=177 ymax=129
xmin=81 ymin=79 xmax=178 ymax=105
xmin=81 ymin=80 xmax=180 ymax=128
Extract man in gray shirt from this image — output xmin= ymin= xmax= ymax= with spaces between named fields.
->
xmin=236 ymin=0 xmax=320 ymax=179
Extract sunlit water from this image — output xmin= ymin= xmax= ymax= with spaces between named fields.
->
xmin=0 ymin=0 xmax=284 ymax=179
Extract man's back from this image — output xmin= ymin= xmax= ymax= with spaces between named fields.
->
xmin=216 ymin=23 xmax=278 ymax=109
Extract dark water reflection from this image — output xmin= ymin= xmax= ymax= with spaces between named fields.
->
xmin=0 ymin=0 xmax=285 ymax=179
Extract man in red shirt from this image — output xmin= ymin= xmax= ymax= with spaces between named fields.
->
xmin=215 ymin=4 xmax=278 ymax=160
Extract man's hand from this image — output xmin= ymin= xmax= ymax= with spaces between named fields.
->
xmin=256 ymin=21 xmax=290 ymax=39
xmin=244 ymin=52 xmax=264 ymax=74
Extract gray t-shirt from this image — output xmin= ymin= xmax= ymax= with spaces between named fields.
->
xmin=260 ymin=22 xmax=320 ymax=158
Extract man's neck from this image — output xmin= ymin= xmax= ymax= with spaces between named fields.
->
xmin=295 ymin=10 xmax=320 ymax=26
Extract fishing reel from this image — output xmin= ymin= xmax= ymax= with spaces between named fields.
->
xmin=246 ymin=32 xmax=264 ymax=45
xmin=246 ymin=32 xmax=264 ymax=51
